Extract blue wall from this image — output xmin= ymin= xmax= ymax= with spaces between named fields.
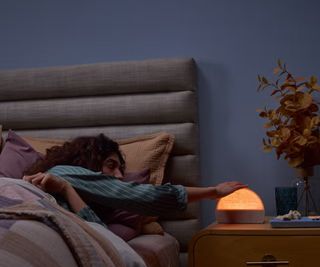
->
xmin=2 ymin=0 xmax=320 ymax=226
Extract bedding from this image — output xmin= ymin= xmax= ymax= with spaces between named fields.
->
xmin=0 ymin=178 xmax=131 ymax=267
xmin=0 ymin=175 xmax=181 ymax=267
xmin=0 ymin=57 xmax=200 ymax=267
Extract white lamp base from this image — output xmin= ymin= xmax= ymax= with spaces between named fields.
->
xmin=216 ymin=209 xmax=265 ymax=224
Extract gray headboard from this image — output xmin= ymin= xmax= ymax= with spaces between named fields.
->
xmin=0 ymin=57 xmax=200 ymax=265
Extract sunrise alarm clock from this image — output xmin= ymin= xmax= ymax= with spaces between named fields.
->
xmin=215 ymin=188 xmax=265 ymax=223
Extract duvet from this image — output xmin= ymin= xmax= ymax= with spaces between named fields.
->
xmin=0 ymin=178 xmax=146 ymax=267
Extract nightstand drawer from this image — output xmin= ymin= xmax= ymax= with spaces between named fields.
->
xmin=192 ymin=235 xmax=320 ymax=267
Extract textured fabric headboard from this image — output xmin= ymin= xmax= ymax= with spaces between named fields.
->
xmin=0 ymin=57 xmax=200 ymax=265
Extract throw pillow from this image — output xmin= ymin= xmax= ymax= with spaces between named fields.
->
xmin=118 ymin=132 xmax=174 ymax=185
xmin=107 ymin=224 xmax=140 ymax=242
xmin=0 ymin=130 xmax=42 ymax=178
xmin=21 ymin=136 xmax=64 ymax=155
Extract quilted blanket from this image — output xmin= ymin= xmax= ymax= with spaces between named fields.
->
xmin=0 ymin=178 xmax=126 ymax=267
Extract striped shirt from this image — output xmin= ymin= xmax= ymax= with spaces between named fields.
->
xmin=47 ymin=165 xmax=187 ymax=225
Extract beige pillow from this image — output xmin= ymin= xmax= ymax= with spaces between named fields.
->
xmin=141 ymin=221 xmax=164 ymax=235
xmin=23 ymin=132 xmax=175 ymax=185
xmin=22 ymin=136 xmax=65 ymax=155
xmin=117 ymin=132 xmax=174 ymax=185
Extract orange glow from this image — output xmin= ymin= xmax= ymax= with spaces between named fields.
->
xmin=216 ymin=188 xmax=264 ymax=210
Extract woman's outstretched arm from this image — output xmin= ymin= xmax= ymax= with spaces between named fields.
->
xmin=23 ymin=167 xmax=248 ymax=217
xmin=185 ymin=181 xmax=248 ymax=202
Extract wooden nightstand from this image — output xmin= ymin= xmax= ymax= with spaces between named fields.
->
xmin=189 ymin=220 xmax=320 ymax=267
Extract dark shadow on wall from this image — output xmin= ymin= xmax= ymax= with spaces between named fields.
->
xmin=195 ymin=59 xmax=231 ymax=227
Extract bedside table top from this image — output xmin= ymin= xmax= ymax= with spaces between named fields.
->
xmin=200 ymin=218 xmax=320 ymax=236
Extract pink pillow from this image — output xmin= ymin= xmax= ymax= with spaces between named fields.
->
xmin=107 ymin=224 xmax=140 ymax=241
xmin=0 ymin=130 xmax=42 ymax=179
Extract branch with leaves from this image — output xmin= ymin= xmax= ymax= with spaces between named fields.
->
xmin=257 ymin=60 xmax=320 ymax=171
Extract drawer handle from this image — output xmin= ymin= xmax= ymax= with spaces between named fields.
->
xmin=246 ymin=254 xmax=289 ymax=266
xmin=246 ymin=261 xmax=289 ymax=266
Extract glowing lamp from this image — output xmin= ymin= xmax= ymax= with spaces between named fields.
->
xmin=215 ymin=188 xmax=265 ymax=223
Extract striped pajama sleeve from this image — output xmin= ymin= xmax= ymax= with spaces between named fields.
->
xmin=76 ymin=206 xmax=105 ymax=225
xmin=48 ymin=165 xmax=187 ymax=218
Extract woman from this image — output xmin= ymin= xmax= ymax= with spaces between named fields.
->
xmin=23 ymin=133 xmax=247 ymax=225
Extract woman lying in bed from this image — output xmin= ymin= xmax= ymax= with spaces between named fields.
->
xmin=23 ymin=134 xmax=247 ymax=226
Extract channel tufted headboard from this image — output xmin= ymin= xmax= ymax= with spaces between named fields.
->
xmin=0 ymin=57 xmax=201 ymax=266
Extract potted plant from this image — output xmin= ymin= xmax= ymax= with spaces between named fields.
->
xmin=257 ymin=60 xmax=320 ymax=214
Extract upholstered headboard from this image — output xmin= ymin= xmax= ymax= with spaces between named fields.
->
xmin=0 ymin=57 xmax=200 ymax=265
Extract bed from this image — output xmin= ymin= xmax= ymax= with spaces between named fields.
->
xmin=0 ymin=57 xmax=201 ymax=267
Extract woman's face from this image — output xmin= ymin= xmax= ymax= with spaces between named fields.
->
xmin=102 ymin=153 xmax=124 ymax=179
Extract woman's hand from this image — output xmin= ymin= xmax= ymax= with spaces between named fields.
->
xmin=23 ymin=172 xmax=70 ymax=194
xmin=186 ymin=181 xmax=248 ymax=202
xmin=23 ymin=172 xmax=88 ymax=213
xmin=214 ymin=181 xmax=248 ymax=198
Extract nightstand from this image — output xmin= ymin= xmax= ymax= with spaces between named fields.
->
xmin=188 ymin=219 xmax=320 ymax=267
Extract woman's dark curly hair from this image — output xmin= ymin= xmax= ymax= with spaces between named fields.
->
xmin=25 ymin=134 xmax=125 ymax=175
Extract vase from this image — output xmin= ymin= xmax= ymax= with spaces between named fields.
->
xmin=294 ymin=167 xmax=318 ymax=216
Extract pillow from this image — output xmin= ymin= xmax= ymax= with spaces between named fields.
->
xmin=118 ymin=132 xmax=174 ymax=185
xmin=23 ymin=131 xmax=175 ymax=185
xmin=107 ymin=224 xmax=140 ymax=242
xmin=21 ymin=136 xmax=64 ymax=155
xmin=0 ymin=130 xmax=43 ymax=178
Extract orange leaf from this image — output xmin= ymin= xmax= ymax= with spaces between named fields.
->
xmin=295 ymin=77 xmax=306 ymax=83
xmin=288 ymin=156 xmax=304 ymax=167
xmin=310 ymin=76 xmax=317 ymax=85
xmin=273 ymin=67 xmax=281 ymax=75
xmin=264 ymin=122 xmax=273 ymax=128
xmin=311 ymin=116 xmax=320 ymax=126
xmin=258 ymin=111 xmax=268 ymax=118
xmin=312 ymin=84 xmax=320 ymax=91
xmin=263 ymin=145 xmax=273 ymax=152
xmin=271 ymin=138 xmax=281 ymax=147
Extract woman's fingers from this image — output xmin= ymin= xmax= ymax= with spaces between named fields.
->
xmin=30 ymin=175 xmax=45 ymax=186
xmin=40 ymin=173 xmax=55 ymax=191
xmin=214 ymin=181 xmax=249 ymax=198
xmin=23 ymin=172 xmax=55 ymax=191
xmin=40 ymin=173 xmax=67 ymax=193
xmin=234 ymin=182 xmax=248 ymax=189
xmin=227 ymin=181 xmax=248 ymax=189
xmin=23 ymin=172 xmax=44 ymax=182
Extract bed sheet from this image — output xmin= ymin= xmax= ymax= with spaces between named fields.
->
xmin=0 ymin=177 xmax=146 ymax=267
